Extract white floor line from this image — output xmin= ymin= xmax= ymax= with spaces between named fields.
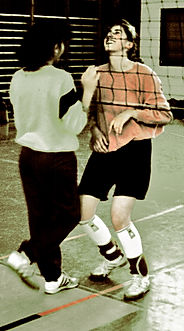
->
xmin=0 ymin=158 xmax=18 ymax=164
xmin=169 ymin=132 xmax=184 ymax=138
xmin=64 ymin=204 xmax=184 ymax=242
xmin=1 ymin=206 xmax=183 ymax=255
xmin=64 ymin=233 xmax=86 ymax=242
xmin=0 ymin=254 xmax=9 ymax=260
xmin=135 ymin=204 xmax=184 ymax=223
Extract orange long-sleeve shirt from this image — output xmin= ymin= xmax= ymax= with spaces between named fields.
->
xmin=89 ymin=62 xmax=173 ymax=152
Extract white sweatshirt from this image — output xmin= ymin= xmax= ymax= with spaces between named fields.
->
xmin=10 ymin=65 xmax=87 ymax=152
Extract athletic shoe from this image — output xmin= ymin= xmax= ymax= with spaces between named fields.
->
xmin=45 ymin=272 xmax=79 ymax=294
xmin=124 ymin=274 xmax=150 ymax=300
xmin=89 ymin=255 xmax=127 ymax=281
xmin=6 ymin=251 xmax=39 ymax=289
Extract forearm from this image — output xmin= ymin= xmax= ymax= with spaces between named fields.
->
xmin=62 ymin=101 xmax=87 ymax=134
xmin=90 ymin=124 xmax=100 ymax=135
xmin=132 ymin=108 xmax=173 ymax=125
xmin=139 ymin=71 xmax=173 ymax=124
xmin=81 ymin=65 xmax=100 ymax=112
xmin=82 ymin=89 xmax=95 ymax=112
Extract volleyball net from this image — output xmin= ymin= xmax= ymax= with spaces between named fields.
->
xmin=89 ymin=0 xmax=184 ymax=120
xmin=139 ymin=0 xmax=184 ymax=118
xmin=0 ymin=0 xmax=183 ymax=120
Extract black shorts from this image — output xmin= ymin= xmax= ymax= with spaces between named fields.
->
xmin=78 ymin=139 xmax=152 ymax=201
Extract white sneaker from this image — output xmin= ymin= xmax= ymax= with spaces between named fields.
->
xmin=45 ymin=272 xmax=78 ymax=294
xmin=89 ymin=255 xmax=127 ymax=281
xmin=124 ymin=274 xmax=150 ymax=300
xmin=6 ymin=251 xmax=39 ymax=289
xmin=7 ymin=251 xmax=33 ymax=276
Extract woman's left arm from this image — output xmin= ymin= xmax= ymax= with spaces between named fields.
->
xmin=131 ymin=71 xmax=173 ymax=125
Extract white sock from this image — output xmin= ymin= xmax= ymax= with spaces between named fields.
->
xmin=79 ymin=215 xmax=111 ymax=245
xmin=116 ymin=222 xmax=143 ymax=259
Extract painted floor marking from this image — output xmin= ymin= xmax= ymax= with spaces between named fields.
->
xmin=0 ymin=284 xmax=126 ymax=330
xmin=1 ymin=204 xmax=183 ymax=260
xmin=64 ymin=233 xmax=86 ymax=242
xmin=0 ymin=255 xmax=9 ymax=260
xmin=39 ymin=283 xmax=124 ymax=317
xmin=169 ymin=132 xmax=184 ymax=138
xmin=0 ymin=158 xmax=18 ymax=164
xmin=1 ymin=204 xmax=183 ymax=328
xmin=63 ymin=204 xmax=184 ymax=242
xmin=135 ymin=204 xmax=184 ymax=223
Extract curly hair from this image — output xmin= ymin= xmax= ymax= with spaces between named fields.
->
xmin=17 ymin=20 xmax=71 ymax=71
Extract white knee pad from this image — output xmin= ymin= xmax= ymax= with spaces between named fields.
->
xmin=79 ymin=215 xmax=111 ymax=245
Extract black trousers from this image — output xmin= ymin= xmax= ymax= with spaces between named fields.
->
xmin=18 ymin=147 xmax=80 ymax=281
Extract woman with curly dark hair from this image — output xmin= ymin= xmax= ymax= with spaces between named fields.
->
xmin=79 ymin=19 xmax=173 ymax=300
xmin=7 ymin=20 xmax=99 ymax=294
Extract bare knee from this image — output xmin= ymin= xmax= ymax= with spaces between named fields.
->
xmin=111 ymin=196 xmax=135 ymax=231
xmin=111 ymin=211 xmax=131 ymax=230
xmin=80 ymin=195 xmax=99 ymax=221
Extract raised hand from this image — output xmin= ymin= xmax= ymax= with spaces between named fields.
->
xmin=81 ymin=66 xmax=100 ymax=112
xmin=81 ymin=65 xmax=100 ymax=94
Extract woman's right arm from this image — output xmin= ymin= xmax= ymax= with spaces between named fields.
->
xmin=81 ymin=66 xmax=108 ymax=153
xmin=81 ymin=65 xmax=100 ymax=111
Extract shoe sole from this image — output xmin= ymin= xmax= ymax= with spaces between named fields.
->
xmin=45 ymin=282 xmax=79 ymax=294
xmin=89 ymin=259 xmax=128 ymax=282
xmin=19 ymin=275 xmax=40 ymax=289
xmin=124 ymin=287 xmax=150 ymax=301
xmin=0 ymin=260 xmax=40 ymax=289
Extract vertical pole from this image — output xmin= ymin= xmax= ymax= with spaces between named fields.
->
xmin=64 ymin=0 xmax=70 ymax=66
xmin=30 ymin=0 xmax=35 ymax=25
xmin=64 ymin=0 xmax=70 ymax=18
xmin=97 ymin=0 xmax=103 ymax=65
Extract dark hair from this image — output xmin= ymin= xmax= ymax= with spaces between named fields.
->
xmin=105 ymin=19 xmax=143 ymax=62
xmin=17 ymin=20 xmax=71 ymax=71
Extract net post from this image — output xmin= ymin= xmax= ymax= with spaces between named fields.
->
xmin=30 ymin=0 xmax=35 ymax=26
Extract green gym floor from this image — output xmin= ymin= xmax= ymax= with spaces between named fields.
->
xmin=0 ymin=121 xmax=184 ymax=331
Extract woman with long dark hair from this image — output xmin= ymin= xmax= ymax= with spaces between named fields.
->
xmin=79 ymin=19 xmax=173 ymax=300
